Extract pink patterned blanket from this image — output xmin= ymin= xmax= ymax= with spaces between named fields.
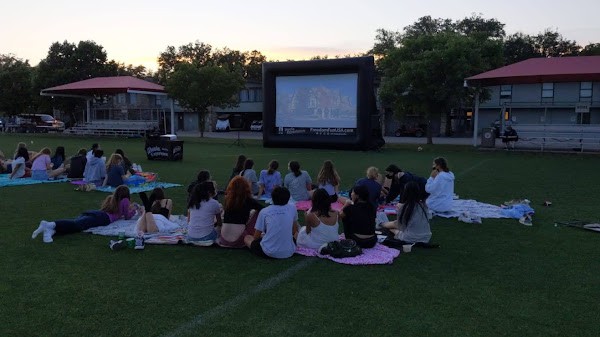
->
xmin=295 ymin=243 xmax=400 ymax=265
xmin=295 ymin=200 xmax=345 ymax=212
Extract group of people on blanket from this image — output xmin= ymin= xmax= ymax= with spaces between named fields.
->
xmin=31 ymin=154 xmax=456 ymax=259
xmin=0 ymin=142 xmax=135 ymax=187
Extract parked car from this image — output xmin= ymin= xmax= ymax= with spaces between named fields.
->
xmin=215 ymin=118 xmax=230 ymax=132
xmin=394 ymin=124 xmax=426 ymax=137
xmin=15 ymin=114 xmax=65 ymax=133
xmin=250 ymin=120 xmax=263 ymax=132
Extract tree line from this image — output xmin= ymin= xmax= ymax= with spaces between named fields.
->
xmin=1 ymin=14 xmax=598 ymax=138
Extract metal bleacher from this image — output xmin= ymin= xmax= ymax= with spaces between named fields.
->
xmin=512 ymin=124 xmax=600 ymax=152
xmin=63 ymin=120 xmax=158 ymax=137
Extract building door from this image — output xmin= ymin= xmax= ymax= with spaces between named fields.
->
xmin=577 ymin=112 xmax=590 ymax=124
xmin=178 ymin=113 xmax=185 ymax=131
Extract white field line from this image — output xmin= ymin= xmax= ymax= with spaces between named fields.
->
xmin=163 ymin=259 xmax=315 ymax=337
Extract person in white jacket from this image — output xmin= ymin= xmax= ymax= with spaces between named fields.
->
xmin=425 ymin=157 xmax=455 ymax=213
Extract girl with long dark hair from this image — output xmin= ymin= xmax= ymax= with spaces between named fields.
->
xmin=296 ymin=188 xmax=339 ymax=249
xmin=383 ymin=181 xmax=432 ymax=243
xmin=187 ymin=181 xmax=223 ymax=244
xmin=283 ymin=160 xmax=312 ymax=201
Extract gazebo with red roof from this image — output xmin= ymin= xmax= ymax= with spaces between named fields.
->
xmin=40 ymin=76 xmax=175 ymax=134
xmin=465 ymin=56 xmax=600 ymax=146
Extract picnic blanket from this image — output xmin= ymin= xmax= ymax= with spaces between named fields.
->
xmin=378 ymin=199 xmax=534 ymax=220
xmin=84 ymin=215 xmax=188 ymax=240
xmin=95 ymin=182 xmax=182 ymax=193
xmin=295 ymin=238 xmax=400 ymax=265
xmin=0 ymin=174 xmax=69 ymax=188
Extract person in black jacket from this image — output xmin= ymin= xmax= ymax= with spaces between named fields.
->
xmin=502 ymin=125 xmax=518 ymax=150
xmin=383 ymin=164 xmax=428 ymax=203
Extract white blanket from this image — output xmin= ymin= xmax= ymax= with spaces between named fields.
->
xmin=83 ymin=215 xmax=187 ymax=238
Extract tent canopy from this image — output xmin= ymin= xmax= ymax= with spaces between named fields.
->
xmin=466 ymin=56 xmax=600 ymax=87
xmin=41 ymin=76 xmax=166 ymax=97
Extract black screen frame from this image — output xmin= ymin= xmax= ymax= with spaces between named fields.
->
xmin=262 ymin=56 xmax=375 ymax=150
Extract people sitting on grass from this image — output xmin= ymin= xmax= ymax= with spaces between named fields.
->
xmin=83 ymin=149 xmax=106 ymax=186
xmin=135 ymin=200 xmax=179 ymax=234
xmin=217 ymin=176 xmax=264 ymax=248
xmin=139 ymin=187 xmax=173 ymax=218
xmin=313 ymin=160 xmax=346 ymax=204
xmin=32 ymin=185 xmax=139 ymax=243
xmin=283 ymin=160 xmax=312 ymax=201
xmin=51 ymin=146 xmax=66 ymax=170
xmin=104 ymin=153 xmax=130 ymax=187
xmin=382 ymin=164 xmax=428 ymax=204
xmin=425 ymin=157 xmax=455 ymax=213
xmin=244 ymin=186 xmax=298 ymax=259
xmin=30 ymin=147 xmax=66 ymax=180
xmin=382 ymin=181 xmax=432 ymax=244
xmin=9 ymin=147 xmax=31 ymax=179
xmin=240 ymin=158 xmax=259 ymax=195
xmin=258 ymin=160 xmax=281 ymax=198
xmin=86 ymin=143 xmax=99 ymax=161
xmin=67 ymin=148 xmax=87 ymax=179
xmin=115 ymin=149 xmax=135 ymax=174
xmin=340 ymin=184 xmax=377 ymax=248
xmin=355 ymin=166 xmax=383 ymax=208
xmin=229 ymin=154 xmax=247 ymax=183
xmin=296 ymin=188 xmax=339 ymax=249
xmin=187 ymin=181 xmax=223 ymax=245
xmin=188 ymin=170 xmax=210 ymax=197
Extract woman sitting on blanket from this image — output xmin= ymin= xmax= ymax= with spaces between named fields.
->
xmin=340 ymin=184 xmax=377 ymax=248
xmin=50 ymin=146 xmax=66 ymax=171
xmin=187 ymin=170 xmax=217 ymax=201
xmin=115 ymin=149 xmax=135 ymax=175
xmin=229 ymin=154 xmax=247 ymax=183
xmin=425 ymin=157 xmax=455 ymax=213
xmin=382 ymin=181 xmax=432 ymax=244
xmin=30 ymin=148 xmax=66 ymax=180
xmin=32 ymin=185 xmax=140 ymax=243
xmin=9 ymin=147 xmax=31 ymax=179
xmin=240 ymin=158 xmax=259 ymax=196
xmin=313 ymin=160 xmax=347 ymax=204
xmin=136 ymin=200 xmax=179 ymax=233
xmin=104 ymin=153 xmax=131 ymax=187
xmin=187 ymin=181 xmax=223 ymax=244
xmin=258 ymin=160 xmax=281 ymax=198
xmin=139 ymin=187 xmax=173 ymax=218
xmin=283 ymin=161 xmax=312 ymax=202
xmin=217 ymin=176 xmax=264 ymax=248
xmin=297 ymin=188 xmax=340 ymax=249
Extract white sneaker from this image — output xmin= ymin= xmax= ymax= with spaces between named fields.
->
xmin=32 ymin=221 xmax=46 ymax=239
xmin=42 ymin=221 xmax=56 ymax=243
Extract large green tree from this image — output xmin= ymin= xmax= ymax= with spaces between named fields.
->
xmin=503 ymin=33 xmax=541 ymax=65
xmin=580 ymin=43 xmax=600 ymax=56
xmin=32 ymin=40 xmax=117 ymax=123
xmin=165 ymin=63 xmax=244 ymax=137
xmin=0 ymin=54 xmax=33 ymax=115
xmin=377 ymin=15 xmax=504 ymax=143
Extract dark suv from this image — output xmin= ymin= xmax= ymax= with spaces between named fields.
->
xmin=16 ymin=114 xmax=65 ymax=133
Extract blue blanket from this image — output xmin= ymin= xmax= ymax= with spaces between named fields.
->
xmin=95 ymin=181 xmax=182 ymax=193
xmin=0 ymin=174 xmax=69 ymax=188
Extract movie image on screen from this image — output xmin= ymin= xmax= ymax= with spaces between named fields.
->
xmin=275 ymin=74 xmax=358 ymax=130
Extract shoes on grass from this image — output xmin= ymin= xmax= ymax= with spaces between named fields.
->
xmin=134 ymin=236 xmax=145 ymax=250
xmin=519 ymin=214 xmax=533 ymax=226
xmin=109 ymin=240 xmax=127 ymax=251
xmin=32 ymin=220 xmax=56 ymax=243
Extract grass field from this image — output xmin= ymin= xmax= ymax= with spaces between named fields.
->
xmin=1 ymin=133 xmax=599 ymax=337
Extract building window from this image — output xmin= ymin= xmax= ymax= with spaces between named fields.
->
xmin=580 ymin=82 xmax=593 ymax=98
xmin=129 ymin=93 xmax=137 ymax=105
xmin=239 ymin=89 xmax=249 ymax=102
xmin=500 ymin=85 xmax=512 ymax=99
xmin=255 ymin=88 xmax=263 ymax=101
xmin=155 ymin=96 xmax=162 ymax=107
xmin=117 ymin=93 xmax=126 ymax=104
xmin=542 ymin=83 xmax=554 ymax=98
xmin=248 ymin=88 xmax=256 ymax=102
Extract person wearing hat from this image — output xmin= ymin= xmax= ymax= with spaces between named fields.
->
xmin=501 ymin=125 xmax=518 ymax=150
xmin=383 ymin=164 xmax=428 ymax=204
